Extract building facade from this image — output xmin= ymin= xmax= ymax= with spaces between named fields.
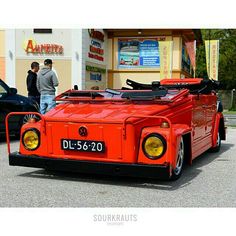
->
xmin=106 ymin=29 xmax=201 ymax=88
xmin=0 ymin=29 xmax=201 ymax=96
xmin=0 ymin=30 xmax=5 ymax=81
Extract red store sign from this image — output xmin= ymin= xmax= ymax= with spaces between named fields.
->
xmin=24 ymin=39 xmax=63 ymax=54
xmin=88 ymin=29 xmax=104 ymax=42
xmin=88 ymin=29 xmax=105 ymax=61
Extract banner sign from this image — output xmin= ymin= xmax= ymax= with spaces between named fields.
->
xmin=205 ymin=40 xmax=220 ymax=80
xmin=159 ymin=41 xmax=173 ymax=79
xmin=182 ymin=45 xmax=191 ymax=74
xmin=118 ymin=37 xmax=165 ymax=68
xmin=185 ymin=40 xmax=196 ymax=69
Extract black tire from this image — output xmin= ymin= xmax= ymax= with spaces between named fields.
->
xmin=209 ymin=131 xmax=221 ymax=153
xmin=170 ymin=137 xmax=184 ymax=180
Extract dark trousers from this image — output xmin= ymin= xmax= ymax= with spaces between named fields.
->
xmin=28 ymin=95 xmax=40 ymax=106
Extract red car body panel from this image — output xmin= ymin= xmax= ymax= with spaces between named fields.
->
xmin=6 ymin=78 xmax=226 ymax=179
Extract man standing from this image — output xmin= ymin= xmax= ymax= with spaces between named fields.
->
xmin=37 ymin=59 xmax=59 ymax=114
xmin=26 ymin=62 xmax=40 ymax=105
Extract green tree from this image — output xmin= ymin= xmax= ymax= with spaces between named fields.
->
xmin=196 ymin=29 xmax=236 ymax=89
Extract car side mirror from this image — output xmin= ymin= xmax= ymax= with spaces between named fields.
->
xmin=9 ymin=88 xmax=17 ymax=95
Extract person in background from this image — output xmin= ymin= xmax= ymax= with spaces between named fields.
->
xmin=37 ymin=59 xmax=59 ymax=114
xmin=26 ymin=61 xmax=40 ymax=105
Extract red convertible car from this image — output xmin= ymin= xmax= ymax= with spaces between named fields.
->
xmin=6 ymin=78 xmax=226 ymax=180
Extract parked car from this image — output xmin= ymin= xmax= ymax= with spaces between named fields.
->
xmin=0 ymin=79 xmax=39 ymax=137
xmin=5 ymin=78 xmax=226 ymax=180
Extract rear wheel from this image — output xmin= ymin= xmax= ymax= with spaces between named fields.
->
xmin=210 ymin=130 xmax=221 ymax=153
xmin=171 ymin=137 xmax=184 ymax=180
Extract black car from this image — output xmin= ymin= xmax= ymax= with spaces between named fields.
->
xmin=0 ymin=79 xmax=39 ymax=136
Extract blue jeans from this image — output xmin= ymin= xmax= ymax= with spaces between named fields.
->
xmin=40 ymin=95 xmax=56 ymax=114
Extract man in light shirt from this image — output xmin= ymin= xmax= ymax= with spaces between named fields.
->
xmin=37 ymin=59 xmax=59 ymax=114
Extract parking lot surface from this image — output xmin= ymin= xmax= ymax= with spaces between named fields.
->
xmin=0 ymin=128 xmax=236 ymax=207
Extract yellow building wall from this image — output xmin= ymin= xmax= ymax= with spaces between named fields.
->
xmin=0 ymin=30 xmax=5 ymax=81
xmin=0 ymin=58 xmax=5 ymax=81
xmin=172 ymin=37 xmax=182 ymax=70
xmin=0 ymin=30 xmax=5 ymax=56
xmin=112 ymin=70 xmax=181 ymax=89
xmin=112 ymin=72 xmax=160 ymax=89
xmin=15 ymin=59 xmax=71 ymax=96
xmin=172 ymin=71 xmax=181 ymax=78
xmin=107 ymin=38 xmax=113 ymax=70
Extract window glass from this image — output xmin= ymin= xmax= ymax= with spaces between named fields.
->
xmin=33 ymin=29 xmax=52 ymax=34
xmin=0 ymin=84 xmax=7 ymax=98
xmin=118 ymin=38 xmax=161 ymax=68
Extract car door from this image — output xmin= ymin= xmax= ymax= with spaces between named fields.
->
xmin=202 ymin=94 xmax=217 ymax=136
xmin=192 ymin=93 xmax=216 ymax=158
xmin=192 ymin=94 xmax=205 ymax=142
xmin=0 ymin=81 xmax=10 ymax=132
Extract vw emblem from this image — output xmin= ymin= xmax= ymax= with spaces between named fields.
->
xmin=79 ymin=126 xmax=88 ymax=137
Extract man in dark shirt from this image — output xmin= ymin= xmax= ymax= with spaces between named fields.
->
xmin=26 ymin=62 xmax=40 ymax=105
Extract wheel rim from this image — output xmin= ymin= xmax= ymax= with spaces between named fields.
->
xmin=173 ymin=137 xmax=184 ymax=176
xmin=23 ymin=114 xmax=38 ymax=124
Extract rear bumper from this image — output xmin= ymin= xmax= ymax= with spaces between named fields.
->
xmin=9 ymin=152 xmax=170 ymax=180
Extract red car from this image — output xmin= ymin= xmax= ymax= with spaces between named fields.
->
xmin=6 ymin=78 xmax=226 ymax=180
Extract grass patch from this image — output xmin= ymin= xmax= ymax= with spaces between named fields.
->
xmin=223 ymin=110 xmax=236 ymax=115
xmin=226 ymin=125 xmax=236 ymax=128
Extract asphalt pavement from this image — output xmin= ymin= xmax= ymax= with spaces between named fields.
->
xmin=0 ymin=129 xmax=236 ymax=207
xmin=224 ymin=114 xmax=236 ymax=126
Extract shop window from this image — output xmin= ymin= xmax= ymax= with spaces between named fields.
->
xmin=118 ymin=38 xmax=161 ymax=68
xmin=33 ymin=29 xmax=52 ymax=34
xmin=90 ymin=73 xmax=102 ymax=81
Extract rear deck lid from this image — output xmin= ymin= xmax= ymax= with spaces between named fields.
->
xmin=44 ymin=102 xmax=170 ymax=123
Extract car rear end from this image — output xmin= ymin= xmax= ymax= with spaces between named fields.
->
xmin=7 ymin=88 xmax=190 ymax=179
xmin=19 ymin=119 xmax=137 ymax=164
xmin=7 ymin=107 xmax=171 ymax=179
